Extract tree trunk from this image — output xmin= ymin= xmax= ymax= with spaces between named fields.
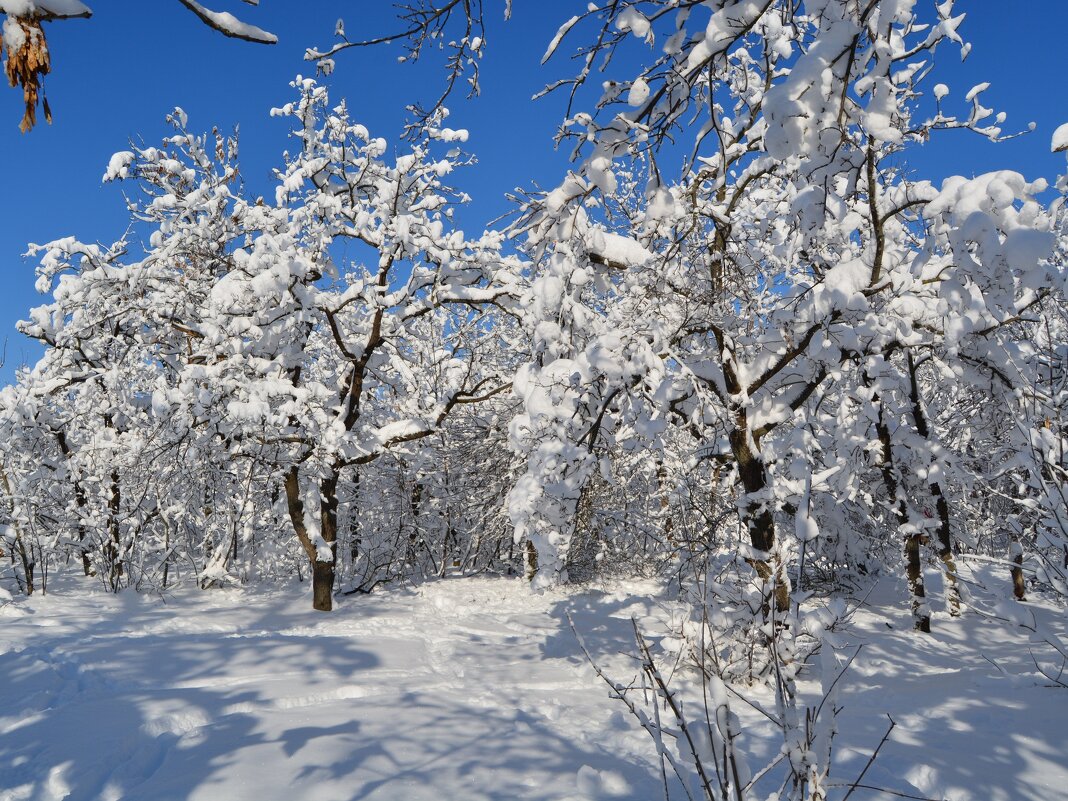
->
xmin=524 ymin=539 xmax=538 ymax=582
xmin=932 ymin=489 xmax=962 ymax=616
xmin=78 ymin=517 xmax=93 ymax=577
xmin=317 ymin=472 xmax=340 ymax=611
xmin=407 ymin=475 xmax=423 ymax=568
xmin=1010 ymin=538 xmax=1026 ymax=601
xmin=162 ymin=518 xmax=171 ymax=590
xmin=905 ymin=532 xmax=931 ymax=633
xmin=54 ymin=431 xmax=93 ymax=576
xmin=13 ymin=528 xmax=34 ymax=596
xmin=0 ymin=465 xmax=34 ymax=595
xmin=906 ymin=351 xmax=961 ymax=617
xmin=348 ymin=468 xmax=361 ymax=564
xmin=106 ymin=469 xmax=123 ymax=591
xmin=284 ymin=466 xmax=338 ymax=612
xmin=870 ymin=377 xmax=930 ymax=632
xmin=730 ymin=425 xmax=790 ymax=613
xmin=312 ymin=559 xmax=336 ymax=612
xmin=655 ymin=460 xmax=675 ymax=546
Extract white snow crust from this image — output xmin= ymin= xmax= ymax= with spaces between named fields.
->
xmin=177 ymin=0 xmax=277 ymax=44
xmin=0 ymin=0 xmax=91 ymax=18
xmin=1052 ymin=121 xmax=1068 ymax=153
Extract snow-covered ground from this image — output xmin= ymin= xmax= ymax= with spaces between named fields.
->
xmin=1 ymin=568 xmax=1066 ymax=801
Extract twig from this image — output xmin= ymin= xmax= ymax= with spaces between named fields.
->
xmin=967 ymin=603 xmax=1037 ymax=633
xmin=567 ymin=613 xmax=688 ymax=801
xmin=979 ymin=652 xmax=1006 ymax=675
xmin=813 ymin=644 xmax=864 ymax=722
xmin=830 ymin=783 xmax=946 ymax=801
xmin=1029 ymin=648 xmax=1068 ymax=688
xmin=841 ymin=714 xmax=896 ymax=801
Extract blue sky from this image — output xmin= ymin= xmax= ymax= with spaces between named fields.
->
xmin=1 ymin=1 xmax=1066 ymax=383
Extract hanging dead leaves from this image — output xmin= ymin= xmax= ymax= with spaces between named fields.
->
xmin=1 ymin=15 xmax=51 ymax=132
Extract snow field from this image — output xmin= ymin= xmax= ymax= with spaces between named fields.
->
xmin=830 ymin=570 xmax=1068 ymax=801
xmin=1 ymin=568 xmax=1066 ymax=801
xmin=0 ymin=577 xmax=660 ymax=801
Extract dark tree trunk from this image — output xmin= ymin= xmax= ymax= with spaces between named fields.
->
xmin=730 ymin=423 xmax=789 ymax=613
xmin=524 ymin=539 xmax=538 ymax=582
xmin=931 ymin=487 xmax=961 ymax=616
xmin=906 ymin=351 xmax=961 ymax=617
xmin=312 ymin=559 xmax=336 ymax=612
xmin=101 ymin=414 xmax=124 ymax=591
xmin=54 ymin=431 xmax=93 ymax=576
xmin=1010 ymin=538 xmax=1027 ymax=601
xmin=0 ymin=466 xmax=33 ymax=595
xmin=407 ymin=475 xmax=423 ymax=566
xmin=284 ymin=465 xmax=339 ymax=612
xmin=655 ymin=460 xmax=674 ymax=545
xmin=14 ymin=529 xmax=34 ymax=595
xmin=870 ymin=376 xmax=930 ymax=633
xmin=79 ymin=520 xmax=93 ymax=577
xmin=106 ymin=469 xmax=123 ymax=590
xmin=905 ymin=531 xmax=931 ymax=633
xmin=162 ymin=521 xmax=171 ymax=590
xmin=317 ymin=473 xmax=340 ymax=611
xmin=348 ymin=469 xmax=361 ymax=564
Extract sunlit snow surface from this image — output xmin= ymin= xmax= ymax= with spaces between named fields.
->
xmin=1 ymin=571 xmax=1066 ymax=800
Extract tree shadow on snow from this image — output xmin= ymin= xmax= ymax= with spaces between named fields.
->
xmin=0 ymin=597 xmax=382 ymax=801
xmin=830 ymin=598 xmax=1068 ymax=801
xmin=0 ymin=583 xmax=664 ymax=800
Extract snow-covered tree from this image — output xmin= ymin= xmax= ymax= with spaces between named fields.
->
xmin=503 ymin=1 xmax=1059 ymax=628
xmin=11 ymin=78 xmax=521 ymax=609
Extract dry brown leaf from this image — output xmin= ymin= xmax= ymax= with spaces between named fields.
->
xmin=1 ymin=16 xmax=52 ymax=133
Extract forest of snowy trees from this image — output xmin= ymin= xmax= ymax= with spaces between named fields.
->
xmin=3 ymin=0 xmax=1064 ymax=619
xmin=2 ymin=2 xmax=1067 ymax=799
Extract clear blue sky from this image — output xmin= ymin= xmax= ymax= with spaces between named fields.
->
xmin=1 ymin=2 xmax=1066 ymax=383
